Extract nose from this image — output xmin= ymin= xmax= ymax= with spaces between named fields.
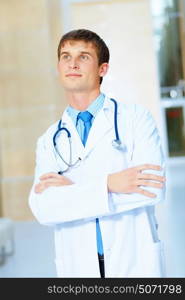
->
xmin=69 ymin=58 xmax=79 ymax=69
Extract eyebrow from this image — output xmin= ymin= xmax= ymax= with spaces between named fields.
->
xmin=60 ymin=51 xmax=92 ymax=56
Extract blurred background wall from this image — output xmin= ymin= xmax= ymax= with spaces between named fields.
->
xmin=0 ymin=0 xmax=65 ymax=220
xmin=0 ymin=0 xmax=185 ymax=277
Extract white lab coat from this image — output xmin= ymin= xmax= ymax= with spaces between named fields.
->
xmin=29 ymin=95 xmax=166 ymax=277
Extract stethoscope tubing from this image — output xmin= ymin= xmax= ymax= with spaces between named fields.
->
xmin=53 ymin=98 xmax=121 ymax=173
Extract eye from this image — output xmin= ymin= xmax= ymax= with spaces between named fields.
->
xmin=80 ymin=54 xmax=89 ymax=60
xmin=60 ymin=54 xmax=71 ymax=60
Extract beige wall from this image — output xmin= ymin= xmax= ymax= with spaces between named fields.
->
xmin=0 ymin=0 xmax=65 ymax=220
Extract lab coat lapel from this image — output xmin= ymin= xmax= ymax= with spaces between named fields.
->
xmin=84 ymin=96 xmax=114 ymax=156
xmin=61 ymin=97 xmax=114 ymax=160
xmin=61 ymin=110 xmax=85 ymax=159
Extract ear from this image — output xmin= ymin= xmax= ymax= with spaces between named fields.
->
xmin=99 ymin=63 xmax=109 ymax=77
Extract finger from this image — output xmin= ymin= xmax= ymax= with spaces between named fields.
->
xmin=34 ymin=184 xmax=39 ymax=193
xmin=136 ymin=164 xmax=162 ymax=172
xmin=41 ymin=178 xmax=63 ymax=185
xmin=42 ymin=175 xmax=74 ymax=185
xmin=45 ymin=182 xmax=65 ymax=187
xmin=46 ymin=180 xmax=73 ymax=186
xmin=34 ymin=183 xmax=44 ymax=194
xmin=35 ymin=182 xmax=57 ymax=193
xmin=134 ymin=187 xmax=156 ymax=198
xmin=39 ymin=178 xmax=72 ymax=187
xmin=138 ymin=173 xmax=166 ymax=182
xmin=40 ymin=173 xmax=63 ymax=180
xmin=35 ymin=181 xmax=58 ymax=193
xmin=35 ymin=180 xmax=56 ymax=193
xmin=136 ymin=180 xmax=164 ymax=189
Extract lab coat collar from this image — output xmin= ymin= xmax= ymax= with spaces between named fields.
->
xmin=61 ymin=95 xmax=115 ymax=159
xmin=84 ymin=95 xmax=114 ymax=156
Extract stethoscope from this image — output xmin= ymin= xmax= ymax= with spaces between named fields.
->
xmin=53 ymin=98 xmax=124 ymax=174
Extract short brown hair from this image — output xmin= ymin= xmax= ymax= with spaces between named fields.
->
xmin=57 ymin=29 xmax=110 ymax=84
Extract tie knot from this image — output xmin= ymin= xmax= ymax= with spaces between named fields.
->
xmin=77 ymin=111 xmax=93 ymax=123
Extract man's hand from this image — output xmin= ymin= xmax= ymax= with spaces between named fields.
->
xmin=34 ymin=172 xmax=74 ymax=194
xmin=107 ymin=164 xmax=165 ymax=198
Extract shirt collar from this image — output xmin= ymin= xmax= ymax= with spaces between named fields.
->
xmin=66 ymin=93 xmax=105 ymax=125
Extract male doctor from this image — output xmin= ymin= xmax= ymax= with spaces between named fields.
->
xmin=29 ymin=29 xmax=166 ymax=278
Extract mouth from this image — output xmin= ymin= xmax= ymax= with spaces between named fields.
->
xmin=65 ymin=73 xmax=82 ymax=77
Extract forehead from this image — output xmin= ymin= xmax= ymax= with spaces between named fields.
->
xmin=60 ymin=40 xmax=97 ymax=53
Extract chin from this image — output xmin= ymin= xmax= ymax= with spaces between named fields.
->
xmin=64 ymin=84 xmax=87 ymax=93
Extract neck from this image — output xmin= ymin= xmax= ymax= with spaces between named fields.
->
xmin=65 ymin=89 xmax=101 ymax=111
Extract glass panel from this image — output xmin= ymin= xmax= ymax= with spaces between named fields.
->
xmin=165 ymin=106 xmax=185 ymax=156
xmin=151 ymin=0 xmax=185 ymax=98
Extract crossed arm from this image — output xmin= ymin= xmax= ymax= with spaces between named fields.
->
xmin=35 ymin=164 xmax=165 ymax=197
xmin=29 ymin=106 xmax=166 ymax=225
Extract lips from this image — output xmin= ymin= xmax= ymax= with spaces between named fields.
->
xmin=66 ymin=73 xmax=82 ymax=77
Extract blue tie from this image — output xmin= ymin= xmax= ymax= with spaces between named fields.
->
xmin=77 ymin=111 xmax=104 ymax=255
xmin=77 ymin=111 xmax=92 ymax=146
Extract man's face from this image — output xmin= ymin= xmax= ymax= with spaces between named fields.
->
xmin=57 ymin=40 xmax=108 ymax=93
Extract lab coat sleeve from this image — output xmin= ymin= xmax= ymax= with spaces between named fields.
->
xmin=28 ymin=136 xmax=111 ymax=226
xmin=111 ymin=104 xmax=166 ymax=213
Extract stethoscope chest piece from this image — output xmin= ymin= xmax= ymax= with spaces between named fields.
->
xmin=112 ymin=139 xmax=126 ymax=151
